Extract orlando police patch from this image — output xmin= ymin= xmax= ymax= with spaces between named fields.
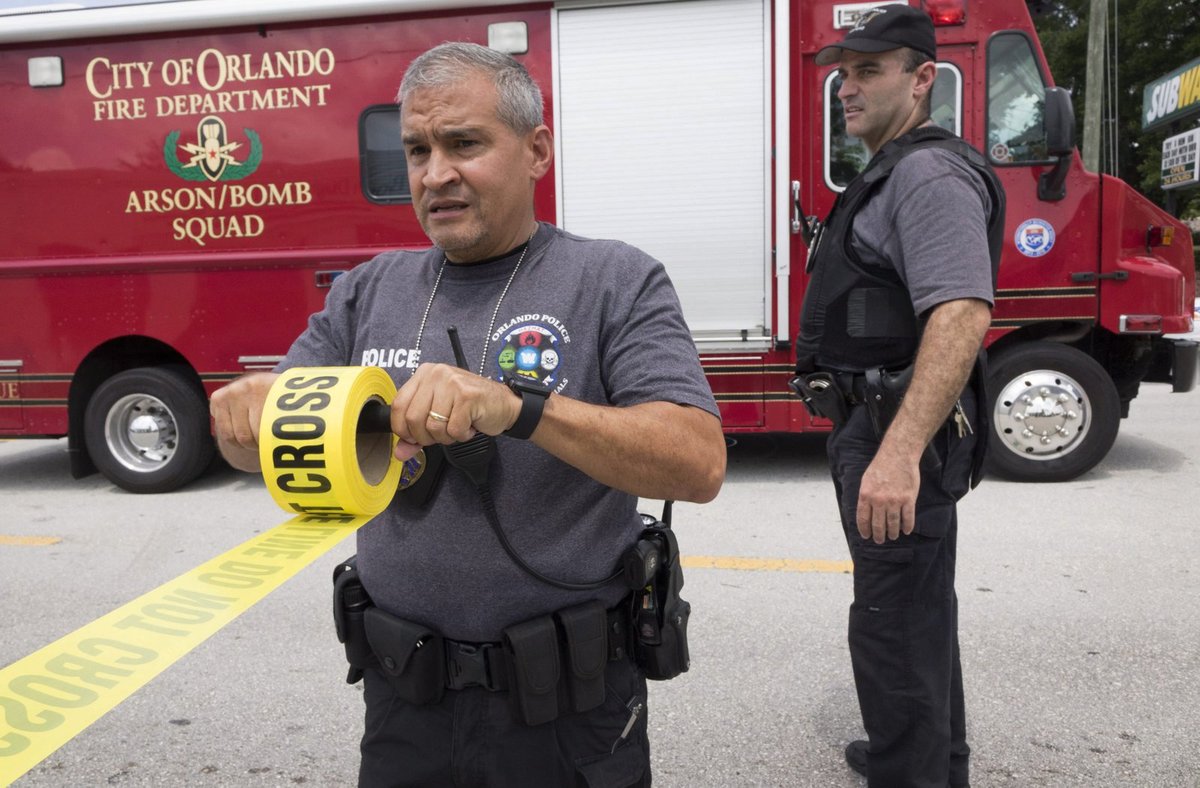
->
xmin=494 ymin=319 xmax=567 ymax=392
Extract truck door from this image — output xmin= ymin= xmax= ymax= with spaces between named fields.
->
xmin=984 ymin=31 xmax=1101 ymax=332
xmin=554 ymin=0 xmax=773 ymax=354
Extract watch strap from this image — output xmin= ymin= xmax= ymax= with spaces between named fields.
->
xmin=505 ymin=383 xmax=548 ymax=440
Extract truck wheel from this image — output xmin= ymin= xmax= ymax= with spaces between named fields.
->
xmin=84 ymin=366 xmax=215 ymax=494
xmin=986 ymin=341 xmax=1120 ymax=482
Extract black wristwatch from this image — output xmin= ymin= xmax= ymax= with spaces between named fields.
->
xmin=504 ymin=376 xmax=550 ymax=440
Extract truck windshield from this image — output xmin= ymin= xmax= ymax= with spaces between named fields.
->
xmin=825 ymin=63 xmax=962 ymax=190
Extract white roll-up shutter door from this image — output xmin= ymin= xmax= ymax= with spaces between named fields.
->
xmin=554 ymin=0 xmax=771 ymax=346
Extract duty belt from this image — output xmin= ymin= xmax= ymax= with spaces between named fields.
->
xmin=336 ymin=555 xmax=647 ymax=726
xmin=789 ymin=366 xmax=914 ymax=430
xmin=445 ymin=605 xmax=630 ymax=693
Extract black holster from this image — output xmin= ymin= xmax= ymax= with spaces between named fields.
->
xmin=788 ymin=372 xmax=850 ymax=426
xmin=629 ymin=523 xmax=691 ymax=681
xmin=863 ymin=365 xmax=913 ymax=438
xmin=332 ymin=556 xmax=377 ymax=684
xmin=333 ymin=556 xmax=447 ymax=704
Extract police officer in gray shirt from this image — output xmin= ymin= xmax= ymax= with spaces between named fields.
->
xmin=211 ymin=42 xmax=725 ymax=788
xmin=794 ymin=6 xmax=1005 ymax=787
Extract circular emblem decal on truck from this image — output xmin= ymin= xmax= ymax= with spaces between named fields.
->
xmin=1014 ymin=218 xmax=1056 ymax=258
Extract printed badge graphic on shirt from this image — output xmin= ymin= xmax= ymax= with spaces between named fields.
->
xmin=1014 ymin=218 xmax=1056 ymax=258
xmin=492 ymin=314 xmax=571 ymax=393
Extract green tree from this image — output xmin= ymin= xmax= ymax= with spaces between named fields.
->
xmin=1031 ymin=0 xmax=1200 ymax=219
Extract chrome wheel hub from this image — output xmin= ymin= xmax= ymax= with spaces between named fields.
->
xmin=992 ymin=370 xmax=1091 ymax=461
xmin=105 ymin=394 xmax=178 ymax=472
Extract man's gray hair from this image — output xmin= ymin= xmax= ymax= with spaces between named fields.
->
xmin=397 ymin=42 xmax=544 ymax=133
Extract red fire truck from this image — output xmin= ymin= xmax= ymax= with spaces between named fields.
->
xmin=1 ymin=0 xmax=1195 ymax=493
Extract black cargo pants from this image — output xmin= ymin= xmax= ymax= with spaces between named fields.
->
xmin=826 ymin=391 xmax=977 ymax=788
xmin=358 ymin=653 xmax=650 ymax=788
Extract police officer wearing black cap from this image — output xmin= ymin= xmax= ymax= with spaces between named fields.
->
xmin=794 ymin=5 xmax=1005 ymax=787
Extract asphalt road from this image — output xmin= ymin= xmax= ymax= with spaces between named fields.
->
xmin=2 ymin=381 xmax=1199 ymax=787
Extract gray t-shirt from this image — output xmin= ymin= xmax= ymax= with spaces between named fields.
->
xmin=279 ymin=223 xmax=718 ymax=641
xmin=850 ymin=146 xmax=995 ymax=316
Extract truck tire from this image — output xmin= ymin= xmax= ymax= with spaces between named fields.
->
xmin=985 ymin=341 xmax=1120 ymax=482
xmin=83 ymin=366 xmax=215 ymax=494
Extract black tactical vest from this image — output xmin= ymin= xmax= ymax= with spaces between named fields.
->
xmin=795 ymin=126 xmax=1005 ymax=374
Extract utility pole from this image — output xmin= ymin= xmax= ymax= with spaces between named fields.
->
xmin=1082 ymin=0 xmax=1107 ymax=172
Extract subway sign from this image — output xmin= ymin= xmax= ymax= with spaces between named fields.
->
xmin=1143 ymin=55 xmax=1200 ymax=131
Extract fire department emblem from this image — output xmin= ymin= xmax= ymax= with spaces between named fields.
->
xmin=164 ymin=115 xmax=263 ymax=182
xmin=1014 ymin=218 xmax=1056 ymax=258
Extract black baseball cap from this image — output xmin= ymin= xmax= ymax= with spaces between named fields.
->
xmin=814 ymin=4 xmax=936 ymax=66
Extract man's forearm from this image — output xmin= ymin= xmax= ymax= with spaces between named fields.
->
xmin=879 ymin=298 xmax=992 ymax=462
xmin=532 ymin=397 xmax=726 ymax=503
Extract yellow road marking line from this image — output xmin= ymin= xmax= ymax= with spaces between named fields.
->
xmin=683 ymin=555 xmax=851 ymax=573
xmin=0 ymin=535 xmax=62 ymax=546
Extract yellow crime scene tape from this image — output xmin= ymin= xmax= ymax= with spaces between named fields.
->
xmin=0 ymin=367 xmax=401 ymax=786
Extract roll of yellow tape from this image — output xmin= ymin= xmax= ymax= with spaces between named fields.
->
xmin=260 ymin=366 xmax=402 ymax=517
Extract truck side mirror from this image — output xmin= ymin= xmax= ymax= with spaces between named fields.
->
xmin=1039 ymin=87 xmax=1075 ymax=201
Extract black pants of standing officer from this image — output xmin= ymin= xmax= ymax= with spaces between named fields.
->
xmin=825 ymin=390 xmax=977 ymax=788
xmin=358 ymin=654 xmax=650 ymax=788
